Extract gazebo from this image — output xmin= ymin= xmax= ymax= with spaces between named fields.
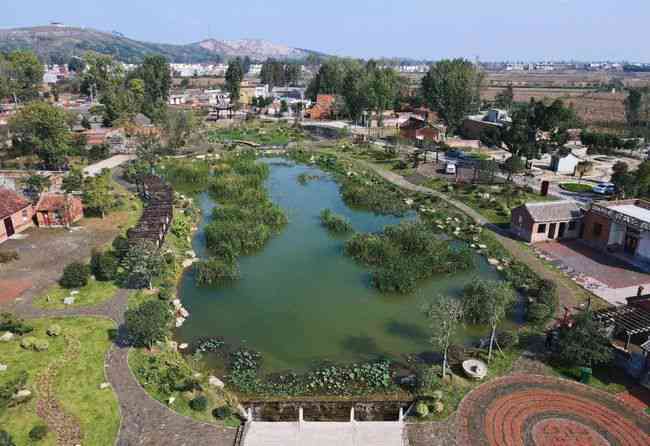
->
xmin=593 ymin=305 xmax=650 ymax=350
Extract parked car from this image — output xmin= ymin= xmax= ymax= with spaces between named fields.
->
xmin=445 ymin=162 xmax=457 ymax=175
xmin=446 ymin=149 xmax=465 ymax=159
xmin=592 ymin=182 xmax=616 ymax=195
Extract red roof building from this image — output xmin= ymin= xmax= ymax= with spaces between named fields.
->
xmin=35 ymin=194 xmax=84 ymax=228
xmin=306 ymin=94 xmax=336 ymax=120
xmin=0 ymin=187 xmax=34 ymax=244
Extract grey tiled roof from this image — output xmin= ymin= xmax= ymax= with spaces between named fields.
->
xmin=524 ymin=201 xmax=584 ymax=222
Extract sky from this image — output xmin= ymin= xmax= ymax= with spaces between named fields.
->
xmin=1 ymin=0 xmax=648 ymax=61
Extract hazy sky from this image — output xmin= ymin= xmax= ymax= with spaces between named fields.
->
xmin=2 ymin=0 xmax=648 ymax=61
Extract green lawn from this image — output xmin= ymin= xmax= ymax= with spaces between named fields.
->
xmin=559 ymin=183 xmax=594 ymax=193
xmin=34 ymin=279 xmax=119 ymax=310
xmin=0 ymin=317 xmax=119 ymax=445
xmin=550 ymin=364 xmax=630 ymax=394
xmin=206 ymin=123 xmax=303 ymax=146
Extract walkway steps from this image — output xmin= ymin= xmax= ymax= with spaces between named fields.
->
xmin=242 ymin=421 xmax=406 ymax=446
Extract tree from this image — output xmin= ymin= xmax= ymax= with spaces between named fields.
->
xmin=9 ymin=101 xmax=72 ymax=169
xmin=90 ymin=249 xmax=118 ymax=281
xmin=423 ymin=295 xmax=464 ymax=378
xmin=462 ymin=279 xmax=516 ymax=361
xmin=60 ymin=262 xmax=91 ymax=288
xmin=164 ymin=110 xmax=196 ymax=149
xmin=62 ymin=167 xmax=83 ymax=194
xmin=81 ymin=52 xmax=124 ymax=98
xmin=0 ymin=430 xmax=15 ymax=446
xmin=67 ymin=57 xmax=85 ymax=73
xmin=21 ymin=173 xmax=51 ymax=195
xmin=575 ymin=161 xmax=593 ymax=183
xmin=136 ymin=134 xmax=165 ymax=169
xmin=494 ymin=85 xmax=514 ymax=111
xmin=503 ymin=155 xmax=526 ymax=182
xmin=137 ymin=55 xmax=171 ymax=119
xmin=122 ymin=241 xmax=163 ymax=289
xmin=88 ymin=143 xmax=110 ymax=162
xmin=421 ymin=59 xmax=484 ymax=134
xmin=225 ymin=58 xmax=244 ymax=104
xmin=83 ymin=170 xmax=113 ymax=218
xmin=554 ymin=310 xmax=613 ymax=369
xmin=0 ymin=50 xmax=44 ymax=102
xmin=124 ymin=300 xmax=172 ymax=347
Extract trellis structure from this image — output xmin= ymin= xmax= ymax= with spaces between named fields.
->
xmin=594 ymin=305 xmax=650 ymax=350
xmin=129 ymin=175 xmax=174 ymax=248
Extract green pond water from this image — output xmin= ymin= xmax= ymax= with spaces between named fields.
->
xmin=175 ymin=158 xmax=508 ymax=373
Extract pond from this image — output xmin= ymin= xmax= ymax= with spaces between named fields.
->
xmin=175 ymin=159 xmax=508 ymax=373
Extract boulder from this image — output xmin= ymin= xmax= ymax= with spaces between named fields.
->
xmin=0 ymin=364 xmax=7 ymax=372
xmin=47 ymin=324 xmax=62 ymax=337
xmin=172 ymin=299 xmax=182 ymax=309
xmin=433 ymin=401 xmax=444 ymax=414
xmin=487 ymin=258 xmax=500 ymax=266
xmin=168 ymin=396 xmax=176 ymax=405
xmin=208 ymin=375 xmax=225 ymax=389
xmin=0 ymin=332 xmax=14 ymax=342
xmin=63 ymin=297 xmax=76 ymax=305
xmin=179 ymin=308 xmax=189 ymax=318
xmin=70 ymin=290 xmax=80 ymax=295
xmin=99 ymin=382 xmax=111 ymax=390
xmin=175 ymin=317 xmax=185 ymax=328
xmin=12 ymin=389 xmax=31 ymax=401
xmin=179 ymin=343 xmax=189 ymax=350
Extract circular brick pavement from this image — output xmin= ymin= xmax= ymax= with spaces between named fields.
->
xmin=457 ymin=374 xmax=650 ymax=446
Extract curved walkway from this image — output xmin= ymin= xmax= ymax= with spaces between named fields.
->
xmin=456 ymin=374 xmax=650 ymax=446
xmin=13 ymin=289 xmax=237 ymax=446
xmin=351 ymin=157 xmax=586 ymax=313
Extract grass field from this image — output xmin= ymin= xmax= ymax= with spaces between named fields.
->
xmin=206 ymin=123 xmax=303 ymax=146
xmin=0 ymin=317 xmax=119 ymax=445
xmin=34 ymin=279 xmax=118 ymax=310
xmin=560 ymin=182 xmax=594 ymax=193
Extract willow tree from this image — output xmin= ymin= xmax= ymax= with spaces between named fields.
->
xmin=423 ymin=295 xmax=464 ymax=378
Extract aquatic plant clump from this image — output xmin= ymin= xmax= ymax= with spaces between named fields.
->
xmin=195 ymin=258 xmax=241 ymax=285
xmin=204 ymin=152 xmax=288 ymax=259
xmin=345 ymin=221 xmax=474 ymax=294
xmin=319 ymin=209 xmax=353 ymax=234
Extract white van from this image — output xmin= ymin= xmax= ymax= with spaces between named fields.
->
xmin=445 ymin=163 xmax=457 ymax=175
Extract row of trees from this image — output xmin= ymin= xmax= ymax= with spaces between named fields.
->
xmin=259 ymin=59 xmax=300 ymax=88
xmin=306 ymin=59 xmax=403 ymax=125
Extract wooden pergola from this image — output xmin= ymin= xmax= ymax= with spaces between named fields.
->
xmin=594 ymin=305 xmax=650 ymax=350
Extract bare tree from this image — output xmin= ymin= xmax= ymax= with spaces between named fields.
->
xmin=423 ymin=295 xmax=464 ymax=378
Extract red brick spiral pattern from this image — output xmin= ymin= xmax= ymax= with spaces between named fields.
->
xmin=456 ymin=374 xmax=650 ymax=446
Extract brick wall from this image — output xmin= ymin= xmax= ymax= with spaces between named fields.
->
xmin=582 ymin=210 xmax=611 ymax=247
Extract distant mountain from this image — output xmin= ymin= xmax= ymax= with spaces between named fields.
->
xmin=0 ymin=25 xmax=326 ymax=64
xmin=195 ymin=38 xmax=322 ymax=61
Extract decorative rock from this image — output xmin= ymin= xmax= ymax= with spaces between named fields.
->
xmin=99 ymin=382 xmax=111 ymax=389
xmin=168 ymin=396 xmax=176 ymax=405
xmin=478 ymin=244 xmax=488 ymax=249
xmin=172 ymin=299 xmax=182 ymax=309
xmin=179 ymin=343 xmax=189 ymax=350
xmin=179 ymin=308 xmax=189 ymax=318
xmin=175 ymin=317 xmax=185 ymax=328
xmin=208 ymin=376 xmax=225 ymax=389
xmin=433 ymin=401 xmax=444 ymax=414
xmin=70 ymin=290 xmax=80 ymax=295
xmin=63 ymin=296 xmax=75 ymax=305
xmin=404 ymin=198 xmax=414 ymax=206
xmin=168 ymin=341 xmax=178 ymax=351
xmin=47 ymin=324 xmax=62 ymax=337
xmin=0 ymin=332 xmax=14 ymax=342
xmin=487 ymin=258 xmax=500 ymax=266
xmin=185 ymin=250 xmax=197 ymax=258
xmin=432 ymin=390 xmax=444 ymax=401
xmin=0 ymin=364 xmax=7 ymax=372
xmin=12 ymin=389 xmax=31 ymax=401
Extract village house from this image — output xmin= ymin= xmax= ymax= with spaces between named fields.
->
xmin=510 ymin=201 xmax=584 ymax=243
xmin=306 ymin=94 xmax=336 ymax=120
xmin=581 ymin=199 xmax=650 ymax=262
xmin=34 ymin=193 xmax=84 ymax=228
xmin=399 ymin=116 xmax=447 ymax=143
xmin=240 ymin=82 xmax=270 ymax=105
xmin=550 ymin=149 xmax=582 ymax=175
xmin=462 ymin=109 xmax=511 ymax=140
xmin=0 ymin=187 xmax=34 ymax=244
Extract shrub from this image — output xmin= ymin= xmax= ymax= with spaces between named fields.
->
xmin=125 ymin=300 xmax=173 ymax=347
xmin=0 ymin=371 xmax=28 ymax=412
xmin=60 ymin=262 xmax=90 ymax=288
xmin=90 ymin=250 xmax=118 ymax=281
xmin=33 ymin=339 xmax=49 ymax=351
xmin=496 ymin=330 xmax=519 ymax=349
xmin=213 ymin=405 xmax=233 ymax=420
xmin=415 ymin=365 xmax=441 ymax=396
xmin=0 ymin=313 xmax=33 ymax=335
xmin=319 ymin=209 xmax=353 ymax=234
xmin=415 ymin=401 xmax=429 ymax=418
xmin=46 ymin=324 xmax=62 ymax=337
xmin=0 ymin=251 xmax=18 ymax=264
xmin=111 ymin=235 xmax=130 ymax=260
xmin=0 ymin=430 xmax=15 ymax=446
xmin=189 ymin=395 xmax=208 ymax=412
xmin=28 ymin=425 xmax=48 ymax=441
xmin=20 ymin=336 xmax=36 ymax=350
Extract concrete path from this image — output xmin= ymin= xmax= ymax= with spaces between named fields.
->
xmin=84 ymin=155 xmax=136 ymax=177
xmin=243 ymin=421 xmax=406 ymax=446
